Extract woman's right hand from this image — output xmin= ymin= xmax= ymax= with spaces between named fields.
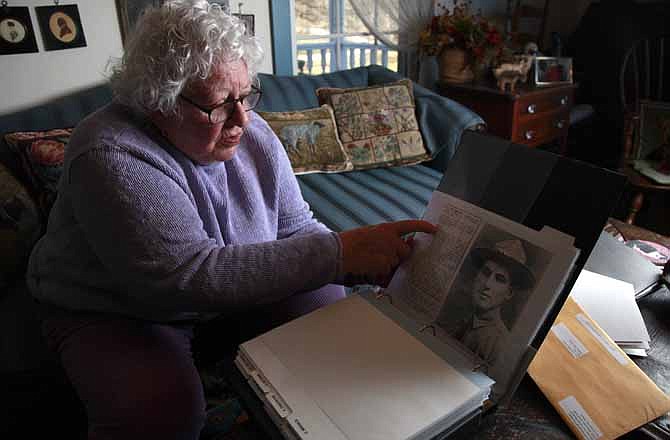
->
xmin=338 ymin=220 xmax=437 ymax=287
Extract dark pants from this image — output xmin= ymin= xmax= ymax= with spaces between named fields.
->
xmin=42 ymin=285 xmax=345 ymax=440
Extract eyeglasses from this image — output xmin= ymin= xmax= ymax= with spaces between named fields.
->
xmin=179 ymin=83 xmax=262 ymax=125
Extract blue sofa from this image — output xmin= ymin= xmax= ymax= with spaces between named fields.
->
xmin=256 ymin=66 xmax=483 ymax=231
xmin=0 ymin=65 xmax=482 ymax=436
xmin=0 ymin=65 xmax=482 ymax=233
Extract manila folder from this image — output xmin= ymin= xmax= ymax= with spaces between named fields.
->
xmin=528 ymin=296 xmax=670 ymax=440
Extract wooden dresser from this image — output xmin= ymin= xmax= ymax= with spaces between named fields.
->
xmin=437 ymin=81 xmax=577 ymax=153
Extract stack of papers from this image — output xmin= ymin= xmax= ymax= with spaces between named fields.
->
xmin=584 ymin=231 xmax=662 ymax=299
xmin=569 ymin=270 xmax=651 ymax=356
xmin=236 ymin=294 xmax=493 ymax=440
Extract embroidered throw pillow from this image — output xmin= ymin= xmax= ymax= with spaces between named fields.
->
xmin=257 ymin=105 xmax=352 ymax=175
xmin=0 ymin=161 xmax=42 ymax=292
xmin=4 ymin=128 xmax=71 ymax=217
xmin=316 ymin=79 xmax=430 ymax=170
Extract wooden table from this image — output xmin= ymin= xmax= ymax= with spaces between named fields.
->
xmin=437 ymin=81 xmax=577 ymax=154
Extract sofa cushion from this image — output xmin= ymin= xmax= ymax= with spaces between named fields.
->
xmin=257 ymin=67 xmax=369 ymax=112
xmin=366 ymin=65 xmax=485 ymax=171
xmin=316 ymin=80 xmax=430 ymax=170
xmin=4 ymin=129 xmax=71 ymax=218
xmin=296 ymin=164 xmax=442 ymax=231
xmin=257 ymin=105 xmax=352 ymax=174
xmin=0 ymin=162 xmax=42 ymax=293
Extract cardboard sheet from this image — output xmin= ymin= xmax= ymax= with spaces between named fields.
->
xmin=570 ymin=270 xmax=650 ymax=345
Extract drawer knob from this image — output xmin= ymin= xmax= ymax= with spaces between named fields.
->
xmin=527 ymin=104 xmax=537 ymax=114
xmin=555 ymin=120 xmax=566 ymax=129
xmin=525 ymin=130 xmax=535 ymax=140
xmin=560 ymin=96 xmax=568 ymax=106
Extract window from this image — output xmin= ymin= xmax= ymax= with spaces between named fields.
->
xmin=294 ymin=0 xmax=398 ymax=75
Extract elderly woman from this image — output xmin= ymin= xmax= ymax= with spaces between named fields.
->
xmin=27 ymin=0 xmax=434 ymax=438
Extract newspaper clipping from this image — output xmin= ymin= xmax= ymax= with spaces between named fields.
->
xmin=386 ymin=190 xmax=578 ymax=395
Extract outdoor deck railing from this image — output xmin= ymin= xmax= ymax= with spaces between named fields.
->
xmin=296 ymin=41 xmax=393 ymax=74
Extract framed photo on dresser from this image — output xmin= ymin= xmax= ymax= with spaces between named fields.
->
xmin=533 ymin=57 xmax=573 ymax=87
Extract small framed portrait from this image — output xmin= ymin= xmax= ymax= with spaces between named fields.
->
xmin=35 ymin=4 xmax=87 ymax=51
xmin=0 ymin=6 xmax=39 ymax=55
xmin=233 ymin=13 xmax=254 ymax=36
xmin=533 ymin=57 xmax=573 ymax=86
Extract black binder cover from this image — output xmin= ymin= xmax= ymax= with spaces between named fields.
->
xmin=439 ymin=131 xmax=627 ymax=351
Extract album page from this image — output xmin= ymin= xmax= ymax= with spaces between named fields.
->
xmin=385 ymin=191 xmax=579 ymax=398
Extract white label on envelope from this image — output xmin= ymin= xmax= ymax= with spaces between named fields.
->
xmin=552 ymin=322 xmax=588 ymax=359
xmin=559 ymin=396 xmax=603 ymax=440
xmin=576 ymin=313 xmax=629 ymax=366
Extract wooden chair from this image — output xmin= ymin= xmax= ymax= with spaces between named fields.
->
xmin=619 ymin=34 xmax=670 ymax=224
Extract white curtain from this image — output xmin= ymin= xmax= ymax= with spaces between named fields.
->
xmin=347 ymin=0 xmax=436 ymax=87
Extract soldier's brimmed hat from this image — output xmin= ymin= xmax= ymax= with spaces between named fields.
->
xmin=471 ymin=239 xmax=536 ymax=290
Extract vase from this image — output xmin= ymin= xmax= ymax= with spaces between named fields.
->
xmin=438 ymin=47 xmax=474 ymax=84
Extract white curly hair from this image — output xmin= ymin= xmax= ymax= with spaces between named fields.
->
xmin=109 ymin=0 xmax=263 ymax=116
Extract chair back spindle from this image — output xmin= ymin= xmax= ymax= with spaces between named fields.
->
xmin=619 ymin=34 xmax=670 ymax=164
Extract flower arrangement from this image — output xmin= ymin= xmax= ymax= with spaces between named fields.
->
xmin=419 ymin=0 xmax=504 ymax=64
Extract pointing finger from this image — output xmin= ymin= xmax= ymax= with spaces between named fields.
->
xmin=388 ymin=220 xmax=437 ymax=236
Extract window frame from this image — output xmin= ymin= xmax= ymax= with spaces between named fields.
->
xmin=272 ymin=0 xmax=397 ymax=75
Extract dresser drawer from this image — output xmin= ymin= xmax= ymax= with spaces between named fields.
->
xmin=437 ymin=81 xmax=576 ymax=152
xmin=513 ymin=110 xmax=570 ymax=146
xmin=517 ymin=89 xmax=572 ymax=119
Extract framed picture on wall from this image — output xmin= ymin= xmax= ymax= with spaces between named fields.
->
xmin=115 ymin=0 xmax=160 ymax=44
xmin=115 ymin=1 xmax=251 ymax=44
xmin=115 ymin=1 xmax=232 ymax=45
xmin=35 ymin=4 xmax=87 ymax=51
xmin=233 ymin=14 xmax=254 ymax=36
xmin=0 ymin=6 xmax=39 ymax=55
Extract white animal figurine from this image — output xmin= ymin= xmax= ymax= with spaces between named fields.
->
xmin=493 ymin=55 xmax=533 ymax=93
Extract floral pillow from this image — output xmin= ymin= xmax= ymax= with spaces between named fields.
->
xmin=316 ymin=79 xmax=430 ymax=170
xmin=4 ymin=128 xmax=71 ymax=218
xmin=257 ymin=105 xmax=353 ymax=174
xmin=0 ymin=161 xmax=42 ymax=292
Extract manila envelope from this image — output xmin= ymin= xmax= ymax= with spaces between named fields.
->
xmin=528 ymin=296 xmax=670 ymax=440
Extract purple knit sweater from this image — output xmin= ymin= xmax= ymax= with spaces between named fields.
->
xmin=27 ymin=103 xmax=343 ymax=322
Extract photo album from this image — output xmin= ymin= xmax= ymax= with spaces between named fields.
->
xmin=234 ymin=189 xmax=578 ymax=440
xmin=233 ymin=132 xmax=627 ymax=440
